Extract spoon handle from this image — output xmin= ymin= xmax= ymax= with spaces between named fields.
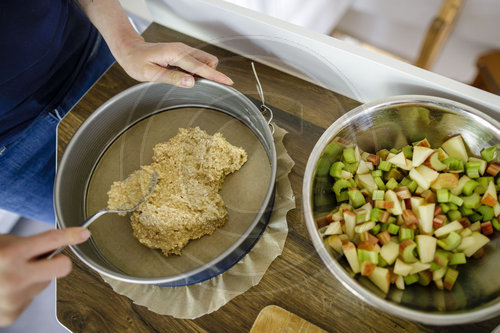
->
xmin=46 ymin=209 xmax=111 ymax=259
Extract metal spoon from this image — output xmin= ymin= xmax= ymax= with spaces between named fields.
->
xmin=47 ymin=170 xmax=158 ymax=259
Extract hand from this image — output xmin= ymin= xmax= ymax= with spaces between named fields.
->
xmin=114 ymin=38 xmax=233 ymax=88
xmin=0 ymin=227 xmax=91 ymax=326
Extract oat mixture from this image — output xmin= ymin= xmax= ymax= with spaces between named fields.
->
xmin=107 ymin=127 xmax=247 ymax=256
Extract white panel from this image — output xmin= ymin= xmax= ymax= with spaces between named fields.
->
xmin=145 ymin=0 xmax=500 ymax=119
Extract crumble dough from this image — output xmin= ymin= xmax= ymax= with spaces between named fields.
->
xmin=107 ymin=127 xmax=247 ymax=256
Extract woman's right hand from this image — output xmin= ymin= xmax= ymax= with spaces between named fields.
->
xmin=0 ymin=227 xmax=91 ymax=326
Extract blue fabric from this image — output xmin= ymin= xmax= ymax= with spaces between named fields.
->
xmin=0 ymin=0 xmax=97 ymax=146
xmin=0 ymin=35 xmax=115 ymax=223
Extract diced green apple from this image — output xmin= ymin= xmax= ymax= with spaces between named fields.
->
xmin=368 ymin=266 xmax=391 ymax=293
xmin=441 ymin=135 xmax=469 ymax=162
xmin=342 ymin=242 xmax=360 ymax=273
xmin=326 ymin=235 xmax=343 ymax=253
xmin=434 ymin=220 xmax=463 ymax=238
xmin=410 ymin=197 xmax=425 ymax=217
xmin=394 ymin=258 xmax=413 ymax=276
xmin=418 ymin=203 xmax=435 ymax=234
xmin=380 ymin=241 xmax=399 ymax=265
xmin=354 ymin=221 xmax=375 ymax=234
xmin=356 ymin=160 xmax=371 ymax=175
xmin=463 ymin=232 xmax=490 ymax=257
xmin=412 ymin=146 xmax=434 ymax=167
xmin=323 ymin=221 xmax=342 ymax=235
xmin=416 ymin=235 xmax=437 ymax=263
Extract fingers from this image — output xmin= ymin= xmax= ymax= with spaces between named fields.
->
xmin=143 ymin=63 xmax=195 ymax=88
xmin=27 ymin=254 xmax=72 ymax=283
xmin=17 ymin=228 xmax=91 ymax=259
xmin=188 ymin=48 xmax=219 ymax=68
xmin=173 ymin=55 xmax=233 ymax=86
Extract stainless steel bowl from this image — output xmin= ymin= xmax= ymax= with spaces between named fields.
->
xmin=303 ymin=95 xmax=500 ymax=325
xmin=55 ymin=80 xmax=276 ymax=286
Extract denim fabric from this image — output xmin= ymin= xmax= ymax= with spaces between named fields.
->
xmin=0 ymin=34 xmax=114 ymax=223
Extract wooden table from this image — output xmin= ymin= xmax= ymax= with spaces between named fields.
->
xmin=57 ymin=23 xmax=500 ymax=333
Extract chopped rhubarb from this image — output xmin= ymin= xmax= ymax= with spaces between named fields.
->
xmin=402 ymin=209 xmax=418 ymax=227
xmin=486 ymin=162 xmax=500 ymax=177
xmin=433 ymin=215 xmax=446 ymax=229
xmin=377 ymin=231 xmax=392 ymax=245
xmin=481 ymin=221 xmax=494 ymax=235
xmin=396 ymin=186 xmax=412 ymax=200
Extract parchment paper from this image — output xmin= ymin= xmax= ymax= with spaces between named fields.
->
xmin=86 ymin=108 xmax=272 ymax=277
xmin=101 ymin=124 xmax=294 ymax=319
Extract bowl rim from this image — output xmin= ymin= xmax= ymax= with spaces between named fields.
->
xmin=55 ymin=79 xmax=277 ymax=285
xmin=302 ymin=94 xmax=500 ymax=325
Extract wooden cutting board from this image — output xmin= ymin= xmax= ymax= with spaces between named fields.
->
xmin=250 ymin=305 xmax=328 ymax=333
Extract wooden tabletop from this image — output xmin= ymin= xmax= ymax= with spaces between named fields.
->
xmin=56 ymin=23 xmax=499 ymax=333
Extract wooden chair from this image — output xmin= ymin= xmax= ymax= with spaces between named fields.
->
xmin=471 ymin=50 xmax=500 ymax=95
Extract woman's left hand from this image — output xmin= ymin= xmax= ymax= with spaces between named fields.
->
xmin=114 ymin=38 xmax=233 ymax=88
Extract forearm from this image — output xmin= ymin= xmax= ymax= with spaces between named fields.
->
xmin=76 ymin=0 xmax=142 ymax=61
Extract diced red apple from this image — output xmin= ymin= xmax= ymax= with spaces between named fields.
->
xmin=418 ymin=203 xmax=435 ymax=234
xmin=380 ymin=241 xmax=399 ymax=265
xmin=385 ymin=190 xmax=403 ymax=215
xmin=342 ymin=242 xmax=360 ymax=273
xmin=481 ymin=181 xmax=498 ymax=207
xmin=361 ymin=261 xmax=377 ymax=276
xmin=412 ymin=146 xmax=434 ymax=167
xmin=356 ymin=173 xmax=378 ymax=194
xmin=356 ymin=160 xmax=371 ymax=175
xmin=410 ymin=197 xmax=425 ymax=217
xmin=441 ymin=135 xmax=469 ymax=162
xmin=431 ymin=173 xmax=459 ymax=191
xmin=368 ymin=266 xmax=390 ymax=293
xmin=409 ymin=168 xmax=430 ymax=190
xmin=434 ymin=220 xmax=463 ymax=238
xmin=395 ymin=275 xmax=405 ymax=290
xmin=394 ymin=258 xmax=412 ymax=276
xmin=409 ymin=261 xmax=432 ymax=274
xmin=462 ymin=232 xmax=490 ymax=257
xmin=416 ymin=235 xmax=437 ymax=263
xmin=323 ymin=221 xmax=342 ymax=235
xmin=343 ymin=210 xmax=356 ymax=240
xmin=416 ymin=165 xmax=439 ymax=185
xmin=327 ymin=235 xmax=343 ymax=253
xmin=424 ymin=152 xmax=447 ymax=171
xmin=450 ymin=175 xmax=471 ymax=195
xmin=415 ymin=138 xmax=431 ymax=148
xmin=388 ymin=151 xmax=409 ymax=169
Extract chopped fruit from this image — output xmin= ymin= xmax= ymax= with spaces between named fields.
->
xmin=441 ymin=135 xmax=469 ymax=162
xmin=377 ymin=231 xmax=391 ymax=245
xmin=443 ymin=268 xmax=459 ymax=291
xmin=434 ymin=221 xmax=463 ymax=238
xmin=402 ymin=209 xmax=418 ymax=227
xmin=418 ymin=270 xmax=433 ymax=286
xmin=412 ymin=146 xmax=434 ymax=167
xmin=396 ymin=187 xmax=412 ymax=200
xmin=481 ymin=181 xmax=498 ymax=207
xmin=424 ymin=152 xmax=447 ymax=171
xmin=404 ymin=274 xmax=419 ymax=285
xmin=385 ymin=190 xmax=403 ymax=215
xmin=436 ymin=231 xmax=462 ymax=251
xmin=399 ymin=240 xmax=418 ymax=263
xmin=380 ymin=241 xmax=399 ymax=265
xmin=394 ymin=258 xmax=413 ymax=276
xmin=434 ymin=249 xmax=451 ymax=267
xmin=318 ymin=136 xmax=498 ymax=293
xmin=480 ymin=221 xmax=494 ymax=235
xmin=360 ymin=261 xmax=377 ymax=276
xmin=481 ymin=145 xmax=497 ymax=162
xmin=416 ymin=235 xmax=437 ymax=263
xmin=433 ymin=214 xmax=447 ymax=229
xmin=449 ymin=252 xmax=467 ymax=265
xmin=418 ymin=203 xmax=435 ymax=234
xmin=368 ymin=267 xmax=390 ymax=293
xmin=486 ymin=162 xmax=500 ymax=177
xmin=342 ymin=242 xmax=360 ymax=273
